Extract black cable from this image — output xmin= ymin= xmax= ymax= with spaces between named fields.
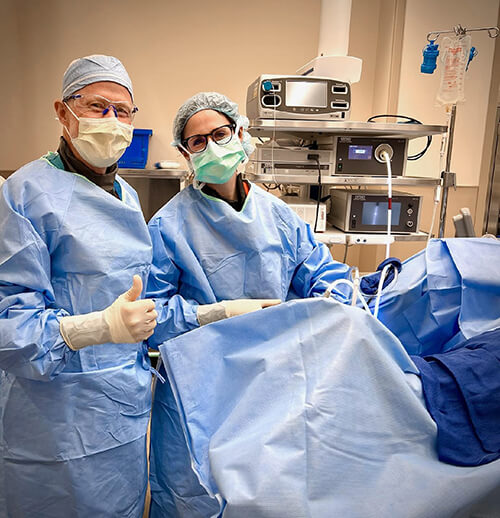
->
xmin=314 ymin=160 xmax=321 ymax=232
xmin=307 ymin=155 xmax=322 ymax=233
xmin=342 ymin=243 xmax=350 ymax=263
xmin=367 ymin=114 xmax=432 ymax=161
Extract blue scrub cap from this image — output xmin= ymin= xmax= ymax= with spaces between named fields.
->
xmin=62 ymin=54 xmax=134 ymax=100
xmin=172 ymin=92 xmax=255 ymax=156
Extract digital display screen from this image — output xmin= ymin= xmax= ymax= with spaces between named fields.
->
xmin=286 ymin=81 xmax=327 ymax=108
xmin=348 ymin=145 xmax=373 ymax=160
xmin=362 ymin=202 xmax=401 ymax=226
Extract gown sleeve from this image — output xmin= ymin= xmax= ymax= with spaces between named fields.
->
xmin=0 ymin=183 xmax=75 ymax=381
xmin=290 ymin=220 xmax=351 ymax=302
xmin=146 ymin=217 xmax=201 ymax=348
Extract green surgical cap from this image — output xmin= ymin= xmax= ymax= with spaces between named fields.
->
xmin=172 ymin=92 xmax=255 ymax=156
xmin=62 ymin=54 xmax=133 ymax=100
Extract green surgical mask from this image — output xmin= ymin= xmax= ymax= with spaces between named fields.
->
xmin=190 ymin=135 xmax=247 ymax=185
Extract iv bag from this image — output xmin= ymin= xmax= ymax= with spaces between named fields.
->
xmin=436 ymin=35 xmax=471 ymax=106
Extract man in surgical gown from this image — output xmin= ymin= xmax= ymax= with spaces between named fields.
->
xmin=146 ymin=92 xmax=351 ymax=517
xmin=0 ymin=55 xmax=157 ymax=518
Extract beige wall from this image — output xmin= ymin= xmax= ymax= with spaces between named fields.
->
xmin=0 ymin=0 xmax=23 ymax=168
xmin=476 ymin=7 xmax=500 ymax=232
xmin=398 ymin=0 xmax=499 ymax=185
xmin=348 ymin=0 xmax=382 ymax=120
xmin=0 ymin=0 xmax=322 ymax=170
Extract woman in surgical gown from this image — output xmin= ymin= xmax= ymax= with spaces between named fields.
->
xmin=147 ymin=92 xmax=351 ymax=517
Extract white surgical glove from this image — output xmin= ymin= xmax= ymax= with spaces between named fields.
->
xmin=197 ymin=298 xmax=281 ymax=326
xmin=60 ymin=275 xmax=157 ymax=350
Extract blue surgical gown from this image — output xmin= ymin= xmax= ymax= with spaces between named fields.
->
xmin=0 ymin=153 xmax=152 ymax=518
xmin=147 ymin=182 xmax=351 ymax=345
xmin=147 ymin=183 xmax=351 ymax=517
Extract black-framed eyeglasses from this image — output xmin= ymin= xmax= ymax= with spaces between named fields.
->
xmin=182 ymin=124 xmax=236 ymax=153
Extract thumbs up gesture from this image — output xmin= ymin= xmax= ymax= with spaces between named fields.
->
xmin=59 ymin=275 xmax=158 ymax=350
xmin=123 ymin=274 xmax=144 ymax=302
xmin=104 ymin=275 xmax=158 ymax=343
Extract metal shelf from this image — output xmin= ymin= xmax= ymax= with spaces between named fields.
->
xmin=315 ymin=226 xmax=429 ymax=245
xmin=244 ymin=172 xmax=441 ymax=186
xmin=245 ymin=119 xmax=446 ymax=243
xmin=118 ymin=168 xmax=188 ymax=179
xmin=248 ymin=119 xmax=447 ymax=139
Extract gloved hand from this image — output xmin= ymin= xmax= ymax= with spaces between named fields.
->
xmin=60 ymin=275 xmax=157 ymax=350
xmin=360 ymin=257 xmax=402 ymax=295
xmin=197 ymin=298 xmax=281 ymax=326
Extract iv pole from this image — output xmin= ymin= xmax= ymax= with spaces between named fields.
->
xmin=438 ymin=105 xmax=456 ymax=238
xmin=423 ymin=24 xmax=499 ymax=237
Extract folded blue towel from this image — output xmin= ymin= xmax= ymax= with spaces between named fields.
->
xmin=412 ymin=326 xmax=500 ymax=466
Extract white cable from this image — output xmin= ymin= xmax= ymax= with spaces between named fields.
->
xmin=381 ymin=151 xmax=393 ymax=259
xmin=373 ymin=263 xmax=392 ymax=319
xmin=439 ymin=122 xmax=448 ymax=175
xmin=324 ymin=263 xmax=399 ymax=320
xmin=323 ymin=279 xmax=372 ymax=315
xmin=427 ymin=185 xmax=442 ymax=244
xmin=358 ymin=265 xmax=399 ymax=298
xmin=271 ymin=85 xmax=277 ymax=184
xmin=351 ymin=267 xmax=360 ymax=307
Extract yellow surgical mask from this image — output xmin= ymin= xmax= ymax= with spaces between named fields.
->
xmin=64 ymin=103 xmax=133 ymax=168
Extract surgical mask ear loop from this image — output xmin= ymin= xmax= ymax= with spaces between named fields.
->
xmin=59 ymin=102 xmax=79 ymax=140
xmin=193 ymin=179 xmax=206 ymax=191
xmin=179 ymin=143 xmax=206 ymax=190
xmin=231 ymin=123 xmax=249 ymax=171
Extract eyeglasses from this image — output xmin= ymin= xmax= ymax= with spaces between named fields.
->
xmin=64 ymin=94 xmax=138 ymax=121
xmin=182 ymin=124 xmax=236 ymax=153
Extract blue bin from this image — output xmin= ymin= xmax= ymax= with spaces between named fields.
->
xmin=118 ymin=128 xmax=153 ymax=169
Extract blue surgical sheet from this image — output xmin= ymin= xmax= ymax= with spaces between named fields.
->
xmin=158 ymin=298 xmax=500 ymax=517
xmin=375 ymin=238 xmax=500 ymax=355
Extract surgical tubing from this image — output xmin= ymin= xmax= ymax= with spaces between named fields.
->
xmin=381 ymin=150 xmax=392 ymax=259
xmin=324 ymin=264 xmax=399 ymax=319
xmin=351 ymin=267 xmax=360 ymax=307
xmin=373 ymin=263 xmax=393 ymax=319
xmin=324 ymin=279 xmax=372 ymax=314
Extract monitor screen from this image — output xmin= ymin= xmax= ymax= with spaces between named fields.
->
xmin=362 ymin=201 xmax=401 ymax=226
xmin=348 ymin=145 xmax=373 ymax=160
xmin=286 ymin=81 xmax=327 ymax=108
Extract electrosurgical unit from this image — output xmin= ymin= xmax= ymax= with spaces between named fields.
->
xmin=246 ymin=75 xmax=351 ymax=121
xmin=328 ymin=189 xmax=422 ymax=233
xmin=332 ymin=136 xmax=407 ymax=176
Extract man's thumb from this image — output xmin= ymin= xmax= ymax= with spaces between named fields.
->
xmin=123 ymin=274 xmax=143 ymax=301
